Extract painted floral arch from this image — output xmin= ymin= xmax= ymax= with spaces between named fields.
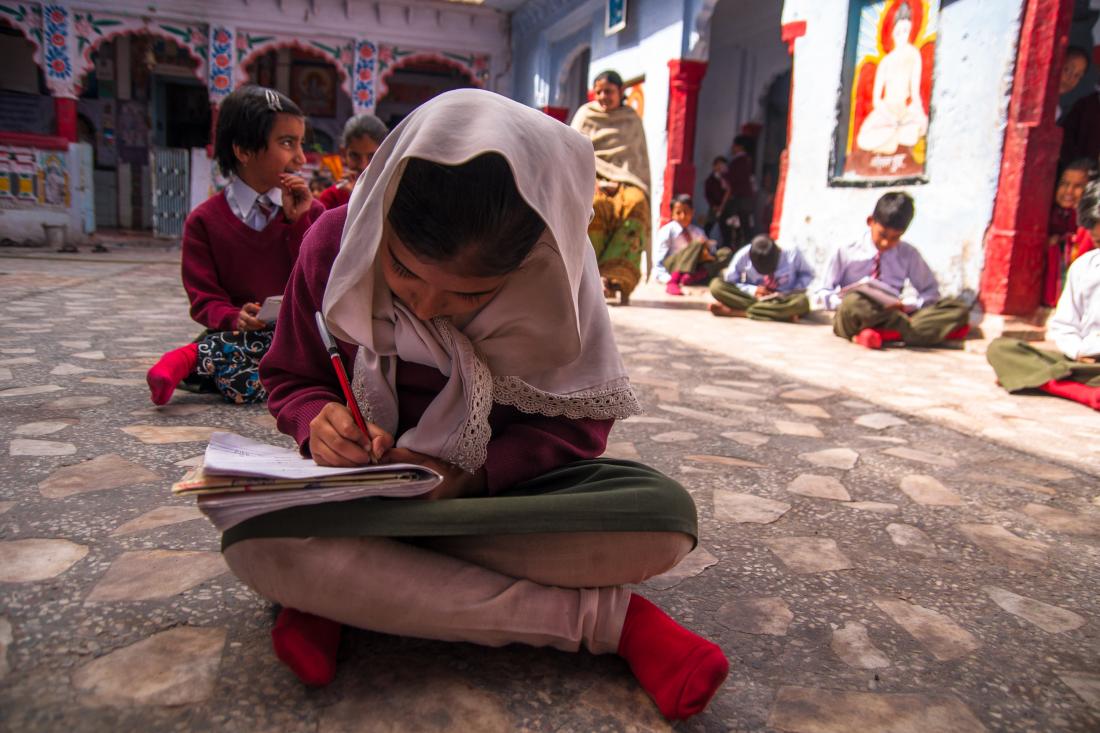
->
xmin=235 ymin=35 xmax=354 ymax=104
xmin=375 ymin=48 xmax=485 ymax=101
xmin=73 ymin=25 xmax=207 ymax=94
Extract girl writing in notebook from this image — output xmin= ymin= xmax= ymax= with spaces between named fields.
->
xmin=227 ymin=89 xmax=728 ymax=721
xmin=145 ymin=85 xmax=324 ymax=405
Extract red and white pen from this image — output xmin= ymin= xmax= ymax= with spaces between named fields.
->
xmin=314 ymin=311 xmax=376 ymax=464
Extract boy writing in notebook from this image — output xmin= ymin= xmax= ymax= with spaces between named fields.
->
xmin=816 ymin=191 xmax=970 ymax=349
xmin=708 ymin=234 xmax=813 ymax=321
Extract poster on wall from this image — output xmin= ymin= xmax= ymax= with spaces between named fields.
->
xmin=605 ymin=0 xmax=627 ymax=36
xmin=291 ymin=64 xmax=338 ymax=118
xmin=833 ymin=0 xmax=938 ymax=183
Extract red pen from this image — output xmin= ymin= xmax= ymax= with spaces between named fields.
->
xmin=314 ymin=311 xmax=376 ymax=464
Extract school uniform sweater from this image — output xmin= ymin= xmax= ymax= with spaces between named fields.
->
xmin=180 ymin=192 xmax=325 ymax=331
xmin=260 ymin=207 xmax=613 ymax=495
xmin=318 ymin=185 xmax=352 ymax=210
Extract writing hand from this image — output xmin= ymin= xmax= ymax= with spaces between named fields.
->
xmin=382 ymin=447 xmax=487 ymax=500
xmin=237 ymin=302 xmax=265 ymax=331
xmin=309 ymin=403 xmax=393 ymax=467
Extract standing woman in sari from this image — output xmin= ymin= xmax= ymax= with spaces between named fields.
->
xmin=571 ymin=70 xmax=651 ymax=305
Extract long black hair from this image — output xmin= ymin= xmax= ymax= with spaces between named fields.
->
xmin=387 ymin=153 xmax=546 ymax=277
xmin=213 ymin=85 xmax=303 ymax=177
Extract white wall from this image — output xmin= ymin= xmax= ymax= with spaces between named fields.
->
xmin=693 ymin=0 xmax=789 ymax=207
xmin=779 ymin=0 xmax=1023 ymax=299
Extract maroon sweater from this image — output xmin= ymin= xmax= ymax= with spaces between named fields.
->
xmin=318 ymin=184 xmax=351 ymax=210
xmin=259 ymin=206 xmax=613 ymax=495
xmin=181 ymin=192 xmax=325 ymax=331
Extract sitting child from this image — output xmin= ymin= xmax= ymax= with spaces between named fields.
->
xmin=654 ymin=194 xmax=730 ymax=295
xmin=708 ymin=234 xmax=813 ymax=321
xmin=145 ymin=86 xmax=324 ymax=405
xmin=1044 ymin=159 xmax=1096 ymax=306
xmin=317 ymin=113 xmax=389 ymax=210
xmin=988 ymin=180 xmax=1100 ymax=409
xmin=228 ymin=90 xmax=727 ymax=720
xmin=816 ymin=191 xmax=970 ymax=349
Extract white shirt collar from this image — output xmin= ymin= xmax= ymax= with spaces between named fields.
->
xmin=226 ymin=176 xmax=283 ymax=223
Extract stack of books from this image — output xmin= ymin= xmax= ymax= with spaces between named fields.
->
xmin=172 ymin=432 xmax=441 ymax=530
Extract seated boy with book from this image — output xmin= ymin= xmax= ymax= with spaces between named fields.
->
xmin=815 ymin=191 xmax=970 ymax=349
xmin=708 ymin=234 xmax=813 ymax=321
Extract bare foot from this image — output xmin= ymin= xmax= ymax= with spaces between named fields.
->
xmin=708 ymin=302 xmax=746 ymax=318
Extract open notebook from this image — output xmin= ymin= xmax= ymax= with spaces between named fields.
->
xmin=173 ymin=432 xmax=441 ymax=530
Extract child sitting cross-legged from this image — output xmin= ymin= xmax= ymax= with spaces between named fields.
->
xmin=987 ymin=180 xmax=1100 ymax=410
xmin=708 ymin=234 xmax=814 ymax=321
xmin=654 ymin=194 xmax=730 ymax=295
xmin=816 ymin=191 xmax=970 ymax=350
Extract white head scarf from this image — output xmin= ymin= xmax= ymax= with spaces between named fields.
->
xmin=322 ymin=89 xmax=640 ymax=473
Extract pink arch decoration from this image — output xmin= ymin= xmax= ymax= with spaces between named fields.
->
xmin=376 ymin=52 xmax=481 ymax=101
xmin=74 ymin=27 xmax=206 ymax=94
xmin=0 ymin=16 xmax=43 ymax=68
xmin=237 ymin=38 xmax=352 ymax=101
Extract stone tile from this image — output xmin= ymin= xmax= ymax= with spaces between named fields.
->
xmin=1056 ymin=671 xmax=1100 ymax=709
xmin=0 ymin=356 xmax=37 ymax=366
xmin=573 ymin=677 xmax=671 ymax=732
xmin=959 ymin=471 xmax=1054 ymax=496
xmin=659 ymin=404 xmax=747 ymax=423
xmin=957 ymin=524 xmax=1049 ymax=565
xmin=602 ymin=441 xmax=641 ymax=461
xmin=713 ymin=491 xmax=791 ymax=524
xmin=766 ymin=537 xmax=852 ymax=573
xmin=0 ymin=367 xmax=10 ymax=381
xmin=645 ymin=546 xmax=718 ymax=590
xmin=318 ymin=660 xmax=518 ymax=732
xmin=622 ymin=415 xmax=673 ymax=424
xmin=717 ymin=596 xmax=793 ymax=635
xmin=694 ymin=384 xmax=764 ymax=401
xmin=775 ymin=421 xmax=824 ymax=438
xmin=684 ymin=454 xmax=765 ymax=471
xmin=831 ymin=622 xmax=890 ymax=669
xmin=854 ymin=412 xmax=908 ymax=430
xmin=787 ymin=403 xmax=831 ymax=419
xmin=840 ymin=399 xmax=874 ymax=409
xmin=886 ymin=523 xmax=937 ymax=557
xmin=0 ymin=348 xmax=34 ymax=354
xmin=650 ymin=431 xmax=698 ymax=443
xmin=883 ymin=446 xmax=957 ymax=467
xmin=983 ymin=586 xmax=1086 ymax=634
xmin=787 ymin=474 xmax=851 ymax=501
xmin=861 ymin=436 xmax=908 ymax=444
xmin=996 ymin=459 xmax=1075 ymax=482
xmin=715 ymin=379 xmax=762 ymax=389
xmin=779 ymin=388 xmax=834 ymax=401
xmin=768 ymin=686 xmax=986 ymax=733
xmin=631 ymin=374 xmax=680 ymax=390
xmin=81 ymin=377 xmax=147 ymax=387
xmin=110 ymin=506 xmax=204 ymax=536
xmin=85 ymin=550 xmax=226 ymax=603
xmin=9 ymin=439 xmax=76 ymax=456
xmin=0 ymin=617 xmax=10 ymax=680
xmin=13 ymin=419 xmax=75 ymax=436
xmin=41 ymin=395 xmax=110 ymax=413
xmin=71 ymin=626 xmax=226 ymax=706
xmin=71 ymin=350 xmax=106 ymax=360
xmin=129 ymin=403 xmax=211 ymax=418
xmin=721 ymin=430 xmax=769 ymax=447
xmin=0 ymin=539 xmax=88 ymax=582
xmin=799 ymin=448 xmax=858 ymax=470
xmin=120 ymin=424 xmax=218 ymax=444
xmin=59 ymin=340 xmax=92 ymax=349
xmin=39 ymin=454 xmax=160 ymax=498
xmin=844 ymin=501 xmax=900 ymax=514
xmin=874 ymin=599 xmax=981 ymax=661
xmin=0 ymin=501 xmax=15 ymax=515
xmin=899 ymin=475 xmax=962 ymax=506
xmin=0 ymin=385 xmax=64 ymax=399
xmin=1020 ymin=503 xmax=1100 ymax=536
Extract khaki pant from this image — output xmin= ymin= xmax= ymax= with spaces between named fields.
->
xmin=833 ymin=293 xmax=969 ymax=347
xmin=225 ymin=530 xmax=693 ymax=655
xmin=709 ymin=280 xmax=810 ymax=322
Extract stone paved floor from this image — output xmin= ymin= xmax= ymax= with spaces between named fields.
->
xmin=1 ymin=251 xmax=1099 ymax=732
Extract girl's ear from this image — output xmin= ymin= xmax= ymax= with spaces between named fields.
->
xmin=232 ymin=142 xmax=251 ymax=168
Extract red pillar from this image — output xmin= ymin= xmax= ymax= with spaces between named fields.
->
xmin=978 ymin=0 xmax=1072 ymax=316
xmin=54 ymin=98 xmax=78 ymax=143
xmin=541 ymin=105 xmax=569 ymax=123
xmin=770 ymin=20 xmax=807 ymax=240
xmin=660 ymin=59 xmax=708 ymax=225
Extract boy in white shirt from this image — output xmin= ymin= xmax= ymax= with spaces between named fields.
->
xmin=653 ymin=195 xmax=731 ymax=295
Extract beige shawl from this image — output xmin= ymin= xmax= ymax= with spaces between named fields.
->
xmin=570 ymin=101 xmax=651 ymax=197
xmin=321 ymin=89 xmax=641 ymax=474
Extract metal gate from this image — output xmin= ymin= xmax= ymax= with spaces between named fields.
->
xmin=151 ymin=147 xmax=189 ymax=238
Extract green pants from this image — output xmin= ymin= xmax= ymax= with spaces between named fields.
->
xmin=833 ymin=293 xmax=969 ymax=347
xmin=986 ymin=337 xmax=1100 ymax=392
xmin=222 ymin=459 xmax=698 ymax=551
xmin=709 ymin=279 xmax=810 ymax=321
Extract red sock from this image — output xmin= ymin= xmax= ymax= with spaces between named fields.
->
xmin=878 ymin=328 xmax=903 ymax=342
xmin=1040 ymin=379 xmax=1100 ymax=410
xmin=945 ymin=324 xmax=970 ymax=340
xmin=145 ymin=343 xmax=198 ymax=405
xmin=853 ymin=328 xmax=883 ymax=349
xmin=271 ymin=607 xmax=342 ymax=687
xmin=617 ymin=594 xmax=729 ymax=720
xmin=666 ymin=273 xmax=684 ymax=296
